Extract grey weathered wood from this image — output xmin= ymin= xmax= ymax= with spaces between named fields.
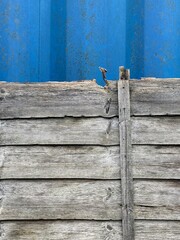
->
xmin=132 ymin=145 xmax=180 ymax=179
xmin=1 ymin=117 xmax=179 ymax=146
xmin=0 ymin=221 xmax=122 ymax=240
xmin=1 ymin=79 xmax=180 ymax=119
xmin=134 ymin=180 xmax=180 ymax=220
xmin=0 ymin=180 xmax=179 ymax=220
xmin=0 ymin=78 xmax=180 ymax=240
xmin=0 ymin=145 xmax=179 ymax=179
xmin=130 ymin=78 xmax=180 ymax=116
xmin=0 ymin=118 xmax=119 ymax=146
xmin=118 ymin=78 xmax=134 ymax=240
xmin=132 ymin=117 xmax=180 ymax=145
xmin=0 ymin=146 xmax=120 ymax=179
xmin=0 ymin=180 xmax=121 ymax=220
xmin=135 ymin=220 xmax=180 ymax=240
xmin=0 ymin=221 xmax=179 ymax=240
xmin=0 ymin=81 xmax=118 ymax=119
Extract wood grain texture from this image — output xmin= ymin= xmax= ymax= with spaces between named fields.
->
xmin=0 ymin=221 xmax=122 ymax=240
xmin=1 ymin=117 xmax=179 ymax=146
xmin=0 ymin=118 xmax=119 ymax=146
xmin=132 ymin=117 xmax=180 ymax=145
xmin=0 ymin=81 xmax=118 ymax=119
xmin=0 ymin=180 xmax=122 ymax=220
xmin=134 ymin=180 xmax=180 ymax=220
xmin=132 ymin=145 xmax=180 ymax=179
xmin=118 ymin=79 xmax=134 ymax=239
xmin=0 ymin=180 xmax=179 ymax=221
xmin=0 ymin=146 xmax=120 ymax=179
xmin=130 ymin=79 xmax=180 ymax=116
xmin=0 ymin=145 xmax=179 ymax=180
xmin=0 ymin=221 xmax=179 ymax=240
xmin=0 ymin=79 xmax=180 ymax=119
xmin=135 ymin=220 xmax=180 ymax=240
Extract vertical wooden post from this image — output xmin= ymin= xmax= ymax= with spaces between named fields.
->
xmin=118 ymin=67 xmax=134 ymax=240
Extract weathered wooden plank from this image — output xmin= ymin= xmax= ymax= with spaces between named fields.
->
xmin=130 ymin=79 xmax=180 ymax=116
xmin=1 ymin=79 xmax=180 ymax=119
xmin=0 ymin=118 xmax=119 ymax=146
xmin=0 ymin=81 xmax=118 ymax=119
xmin=0 ymin=145 xmax=179 ymax=180
xmin=0 ymin=180 xmax=121 ymax=220
xmin=135 ymin=220 xmax=180 ymax=240
xmin=1 ymin=117 xmax=179 ymax=146
xmin=134 ymin=180 xmax=180 ymax=220
xmin=0 ymin=143 xmax=179 ymax=180
xmin=0 ymin=221 xmax=122 ymax=240
xmin=118 ymin=77 xmax=134 ymax=239
xmin=132 ymin=117 xmax=180 ymax=145
xmin=0 ymin=146 xmax=120 ymax=179
xmin=139 ymin=78 xmax=180 ymax=82
xmin=0 ymin=180 xmax=179 ymax=220
xmin=132 ymin=145 xmax=180 ymax=179
xmin=0 ymin=220 xmax=179 ymax=240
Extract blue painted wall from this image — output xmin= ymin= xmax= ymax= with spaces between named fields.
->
xmin=127 ymin=0 xmax=180 ymax=79
xmin=0 ymin=0 xmax=180 ymax=84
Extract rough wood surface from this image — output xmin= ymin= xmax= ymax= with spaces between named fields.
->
xmin=0 ymin=79 xmax=180 ymax=239
xmin=0 ymin=81 xmax=118 ymax=119
xmin=0 ymin=180 xmax=178 ymax=220
xmin=0 ymin=118 xmax=119 ymax=146
xmin=1 ymin=79 xmax=180 ymax=119
xmin=0 ymin=221 xmax=179 ymax=240
xmin=134 ymin=180 xmax=180 ymax=220
xmin=0 ymin=180 xmax=121 ymax=220
xmin=132 ymin=117 xmax=180 ymax=145
xmin=0 ymin=145 xmax=180 ymax=179
xmin=132 ymin=145 xmax=180 ymax=179
xmin=1 ymin=117 xmax=179 ymax=146
xmin=0 ymin=146 xmax=120 ymax=179
xmin=0 ymin=221 xmax=122 ymax=240
xmin=130 ymin=78 xmax=180 ymax=116
xmin=135 ymin=220 xmax=180 ymax=240
xmin=0 ymin=145 xmax=179 ymax=179
xmin=118 ymin=79 xmax=134 ymax=239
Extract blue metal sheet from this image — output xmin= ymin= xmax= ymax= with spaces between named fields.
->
xmin=143 ymin=0 xmax=180 ymax=78
xmin=0 ymin=0 xmax=180 ymax=84
xmin=39 ymin=0 xmax=66 ymax=82
xmin=0 ymin=0 xmax=40 ymax=82
xmin=127 ymin=0 xmax=180 ymax=79
xmin=66 ymin=0 xmax=126 ymax=84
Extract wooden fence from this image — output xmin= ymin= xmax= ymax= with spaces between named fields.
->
xmin=0 ymin=78 xmax=179 ymax=239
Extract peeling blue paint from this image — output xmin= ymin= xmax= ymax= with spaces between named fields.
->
xmin=0 ymin=0 xmax=180 ymax=84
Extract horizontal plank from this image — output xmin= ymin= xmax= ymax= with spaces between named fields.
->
xmin=0 ymin=145 xmax=179 ymax=180
xmin=0 ymin=118 xmax=119 ymax=146
xmin=0 ymin=221 xmax=179 ymax=240
xmin=132 ymin=145 xmax=180 ymax=179
xmin=1 ymin=79 xmax=180 ymax=119
xmin=0 ymin=180 xmax=179 ymax=220
xmin=131 ymin=77 xmax=180 ymax=88
xmin=135 ymin=220 xmax=180 ymax=240
xmin=130 ymin=79 xmax=180 ymax=116
xmin=1 ymin=117 xmax=179 ymax=146
xmin=134 ymin=180 xmax=180 ymax=220
xmin=0 ymin=221 xmax=122 ymax=240
xmin=0 ymin=146 xmax=120 ymax=179
xmin=0 ymin=180 xmax=122 ymax=220
xmin=0 ymin=81 xmax=118 ymax=119
xmin=132 ymin=117 xmax=180 ymax=145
